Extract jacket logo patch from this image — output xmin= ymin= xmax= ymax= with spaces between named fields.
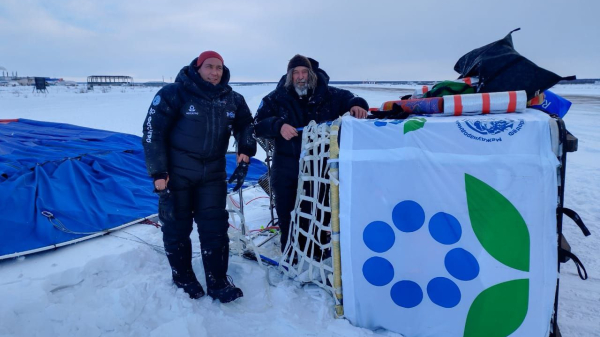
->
xmin=226 ymin=111 xmax=235 ymax=118
xmin=186 ymin=105 xmax=198 ymax=115
xmin=152 ymin=95 xmax=161 ymax=106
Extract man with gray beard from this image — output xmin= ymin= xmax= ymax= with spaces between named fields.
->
xmin=254 ymin=54 xmax=368 ymax=256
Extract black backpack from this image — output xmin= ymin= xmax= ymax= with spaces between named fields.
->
xmin=454 ymin=28 xmax=575 ymax=100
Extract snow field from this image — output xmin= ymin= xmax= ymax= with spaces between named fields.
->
xmin=1 ymin=82 xmax=599 ymax=336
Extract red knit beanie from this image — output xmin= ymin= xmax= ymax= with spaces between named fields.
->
xmin=196 ymin=51 xmax=224 ymax=67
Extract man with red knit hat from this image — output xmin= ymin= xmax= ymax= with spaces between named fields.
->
xmin=142 ymin=51 xmax=256 ymax=303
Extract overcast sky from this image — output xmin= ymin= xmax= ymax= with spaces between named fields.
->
xmin=1 ymin=0 xmax=599 ymax=82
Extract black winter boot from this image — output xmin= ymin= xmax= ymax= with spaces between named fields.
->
xmin=172 ymin=270 xmax=205 ymax=300
xmin=202 ymin=245 xmax=243 ymax=303
xmin=164 ymin=239 xmax=205 ymax=299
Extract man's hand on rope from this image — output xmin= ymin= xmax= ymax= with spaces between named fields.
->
xmin=280 ymin=123 xmax=298 ymax=140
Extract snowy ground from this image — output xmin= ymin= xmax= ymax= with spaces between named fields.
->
xmin=1 ymin=83 xmax=599 ymax=336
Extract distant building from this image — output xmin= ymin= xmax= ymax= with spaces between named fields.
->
xmin=140 ymin=81 xmax=168 ymax=87
xmin=17 ymin=77 xmax=34 ymax=86
xmin=87 ymin=75 xmax=133 ymax=88
xmin=0 ymin=66 xmax=15 ymax=81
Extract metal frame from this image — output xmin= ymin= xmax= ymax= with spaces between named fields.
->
xmin=550 ymin=116 xmax=578 ymax=337
xmin=87 ymin=75 xmax=133 ymax=88
xmin=255 ymin=136 xmax=277 ymax=227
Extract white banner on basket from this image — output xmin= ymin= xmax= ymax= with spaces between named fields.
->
xmin=339 ymin=110 xmax=558 ymax=337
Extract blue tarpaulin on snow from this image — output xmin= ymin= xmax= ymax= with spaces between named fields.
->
xmin=0 ymin=119 xmax=267 ymax=259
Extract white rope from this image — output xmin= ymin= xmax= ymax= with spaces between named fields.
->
xmin=280 ymin=121 xmax=337 ymax=298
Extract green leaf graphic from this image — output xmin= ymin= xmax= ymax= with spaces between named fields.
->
xmin=465 ymin=174 xmax=530 ymax=271
xmin=464 ymin=279 xmax=529 ymax=337
xmin=403 ymin=117 xmax=426 ymax=134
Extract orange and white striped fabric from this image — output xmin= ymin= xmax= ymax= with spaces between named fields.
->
xmin=443 ymin=91 xmax=527 ymax=116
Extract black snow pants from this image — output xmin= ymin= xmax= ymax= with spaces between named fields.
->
xmin=160 ymin=157 xmax=230 ymax=285
xmin=272 ymin=155 xmax=329 ymax=259
xmin=272 ymin=155 xmax=299 ymax=252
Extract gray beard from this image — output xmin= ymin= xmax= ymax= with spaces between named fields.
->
xmin=294 ymin=85 xmax=308 ymax=96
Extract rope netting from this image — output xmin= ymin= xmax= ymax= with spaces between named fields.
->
xmin=279 ymin=119 xmax=343 ymax=314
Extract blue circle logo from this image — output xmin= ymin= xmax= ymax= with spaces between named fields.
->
xmin=363 ymin=257 xmax=394 ymax=286
xmin=392 ymin=200 xmax=425 ymax=233
xmin=362 ymin=200 xmax=479 ymax=309
xmin=445 ymin=248 xmax=479 ymax=281
xmin=391 ymin=280 xmax=423 ymax=308
xmin=429 ymin=212 xmax=462 ymax=245
xmin=152 ymin=95 xmax=161 ymax=106
xmin=427 ymin=277 xmax=461 ymax=308
xmin=363 ymin=221 xmax=395 ymax=253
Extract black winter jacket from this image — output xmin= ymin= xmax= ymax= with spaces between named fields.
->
xmin=253 ymin=58 xmax=368 ymax=159
xmin=142 ymin=58 xmax=256 ymax=177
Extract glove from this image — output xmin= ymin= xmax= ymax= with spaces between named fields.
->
xmin=228 ymin=161 xmax=249 ymax=192
xmin=155 ymin=189 xmax=175 ymax=222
